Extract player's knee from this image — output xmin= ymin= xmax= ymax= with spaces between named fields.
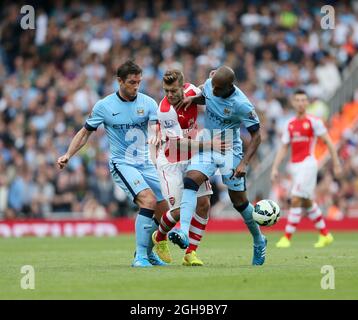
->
xmin=233 ymin=200 xmax=249 ymax=212
xmin=137 ymin=190 xmax=157 ymax=209
xmin=183 ymin=177 xmax=200 ymax=192
xmin=291 ymin=197 xmax=302 ymax=208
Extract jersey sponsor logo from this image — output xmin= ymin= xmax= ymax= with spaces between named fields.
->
xmin=207 ymin=110 xmax=231 ymax=125
xmin=113 ymin=120 xmax=147 ymax=130
xmin=291 ymin=136 xmax=310 ymax=142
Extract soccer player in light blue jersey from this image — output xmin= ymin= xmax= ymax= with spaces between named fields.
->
xmin=169 ymin=66 xmax=267 ymax=265
xmin=57 ymin=60 xmax=169 ymax=268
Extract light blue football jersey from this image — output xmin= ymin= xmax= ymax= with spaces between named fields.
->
xmin=85 ymin=91 xmax=158 ymax=165
xmin=201 ymin=79 xmax=260 ymax=154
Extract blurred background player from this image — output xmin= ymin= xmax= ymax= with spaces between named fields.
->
xmin=153 ymin=69 xmax=227 ymax=266
xmin=57 ymin=60 xmax=169 ymax=267
xmin=169 ymin=66 xmax=267 ymax=265
xmin=271 ymin=89 xmax=342 ymax=248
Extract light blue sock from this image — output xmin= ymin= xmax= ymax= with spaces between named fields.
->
xmin=135 ymin=208 xmax=154 ymax=259
xmin=235 ymin=202 xmax=264 ymax=245
xmin=147 ymin=218 xmax=159 ymax=254
xmin=180 ymin=188 xmax=198 ymax=235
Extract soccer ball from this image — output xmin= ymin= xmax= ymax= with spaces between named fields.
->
xmin=253 ymin=199 xmax=280 ymax=226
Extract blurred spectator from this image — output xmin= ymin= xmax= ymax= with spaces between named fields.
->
xmin=0 ymin=0 xmax=357 ymax=219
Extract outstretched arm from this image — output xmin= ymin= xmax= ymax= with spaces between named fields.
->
xmin=176 ymin=93 xmax=206 ymax=110
xmin=57 ymin=127 xmax=93 ymax=169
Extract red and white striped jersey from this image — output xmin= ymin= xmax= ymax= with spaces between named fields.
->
xmin=158 ymin=83 xmax=201 ymax=163
xmin=282 ymin=114 xmax=327 ymax=163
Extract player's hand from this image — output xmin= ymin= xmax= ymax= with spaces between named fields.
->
xmin=57 ymin=154 xmax=70 ymax=169
xmin=175 ymin=96 xmax=193 ymax=111
xmin=211 ymin=136 xmax=231 ymax=153
xmin=147 ymin=135 xmax=161 ymax=146
xmin=271 ymin=168 xmax=279 ymax=182
xmin=209 ymin=69 xmax=217 ymax=78
xmin=234 ymin=162 xmax=248 ymax=178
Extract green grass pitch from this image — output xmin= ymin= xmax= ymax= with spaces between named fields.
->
xmin=1 ymin=232 xmax=357 ymax=299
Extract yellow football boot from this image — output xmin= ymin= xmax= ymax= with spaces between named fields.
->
xmin=276 ymin=236 xmax=291 ymax=248
xmin=182 ymin=251 xmax=204 ymax=266
xmin=314 ymin=233 xmax=334 ymax=248
xmin=152 ymin=231 xmax=172 ymax=263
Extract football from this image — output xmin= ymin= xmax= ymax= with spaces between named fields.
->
xmin=253 ymin=199 xmax=281 ymax=226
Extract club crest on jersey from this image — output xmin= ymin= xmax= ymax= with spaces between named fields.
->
xmin=223 ymin=108 xmax=231 ymax=115
xmin=133 ymin=179 xmax=141 ymax=186
xmin=169 ymin=197 xmax=175 ymax=206
xmin=136 ymin=108 xmax=145 ymax=116
xmin=303 ymin=122 xmax=310 ymax=129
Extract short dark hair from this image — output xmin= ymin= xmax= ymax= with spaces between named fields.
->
xmin=294 ymin=89 xmax=308 ymax=96
xmin=163 ymin=69 xmax=184 ymax=86
xmin=116 ymin=60 xmax=142 ymax=81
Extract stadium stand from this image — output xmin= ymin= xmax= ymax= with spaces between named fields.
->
xmin=0 ymin=0 xmax=357 ymax=221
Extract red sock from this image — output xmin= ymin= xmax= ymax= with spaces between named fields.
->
xmin=156 ymin=211 xmax=177 ymax=242
xmin=186 ymin=213 xmax=209 ymax=254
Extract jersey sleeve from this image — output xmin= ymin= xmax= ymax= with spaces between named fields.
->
xmin=201 ymin=79 xmax=212 ymax=100
xmin=192 ymin=85 xmax=201 ymax=95
xmin=311 ymin=117 xmax=327 ymax=136
xmin=281 ymin=121 xmax=291 ymax=144
xmin=148 ymin=97 xmax=159 ymax=122
xmin=237 ymin=102 xmax=260 ymax=132
xmin=157 ymin=105 xmax=183 ymax=139
xmin=85 ymin=100 xmax=104 ymax=131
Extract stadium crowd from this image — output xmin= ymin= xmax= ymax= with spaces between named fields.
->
xmin=0 ymin=0 xmax=357 ymax=219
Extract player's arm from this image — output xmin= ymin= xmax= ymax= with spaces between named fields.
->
xmin=57 ymin=101 xmax=104 ymax=170
xmin=176 ymin=93 xmax=206 ymax=110
xmin=147 ymin=98 xmax=161 ymax=146
xmin=234 ymin=103 xmax=261 ymax=177
xmin=234 ymin=125 xmax=261 ymax=177
xmin=271 ymin=143 xmax=289 ymax=182
xmin=57 ymin=127 xmax=93 ymax=169
xmin=148 ymin=120 xmax=161 ymax=146
xmin=319 ymin=132 xmax=342 ymax=178
xmin=169 ymin=136 xmax=229 ymax=154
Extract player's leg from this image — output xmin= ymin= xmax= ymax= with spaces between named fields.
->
xmin=303 ymin=198 xmax=334 ymax=248
xmin=228 ymin=189 xmax=267 ymax=265
xmin=168 ymin=169 xmax=208 ymax=249
xmin=183 ymin=181 xmax=212 ymax=266
xmin=155 ymin=162 xmax=183 ymax=242
xmin=110 ymin=162 xmax=158 ymax=267
xmin=169 ymin=151 xmax=216 ymax=249
xmin=276 ymin=196 xmax=303 ymax=248
xmin=139 ymin=164 xmax=172 ymax=265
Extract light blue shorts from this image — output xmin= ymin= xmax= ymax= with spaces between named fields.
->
xmin=109 ymin=161 xmax=164 ymax=202
xmin=186 ymin=151 xmax=246 ymax=192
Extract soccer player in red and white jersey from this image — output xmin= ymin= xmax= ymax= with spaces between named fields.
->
xmin=152 ymin=69 xmax=225 ymax=266
xmin=271 ymin=89 xmax=342 ymax=248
